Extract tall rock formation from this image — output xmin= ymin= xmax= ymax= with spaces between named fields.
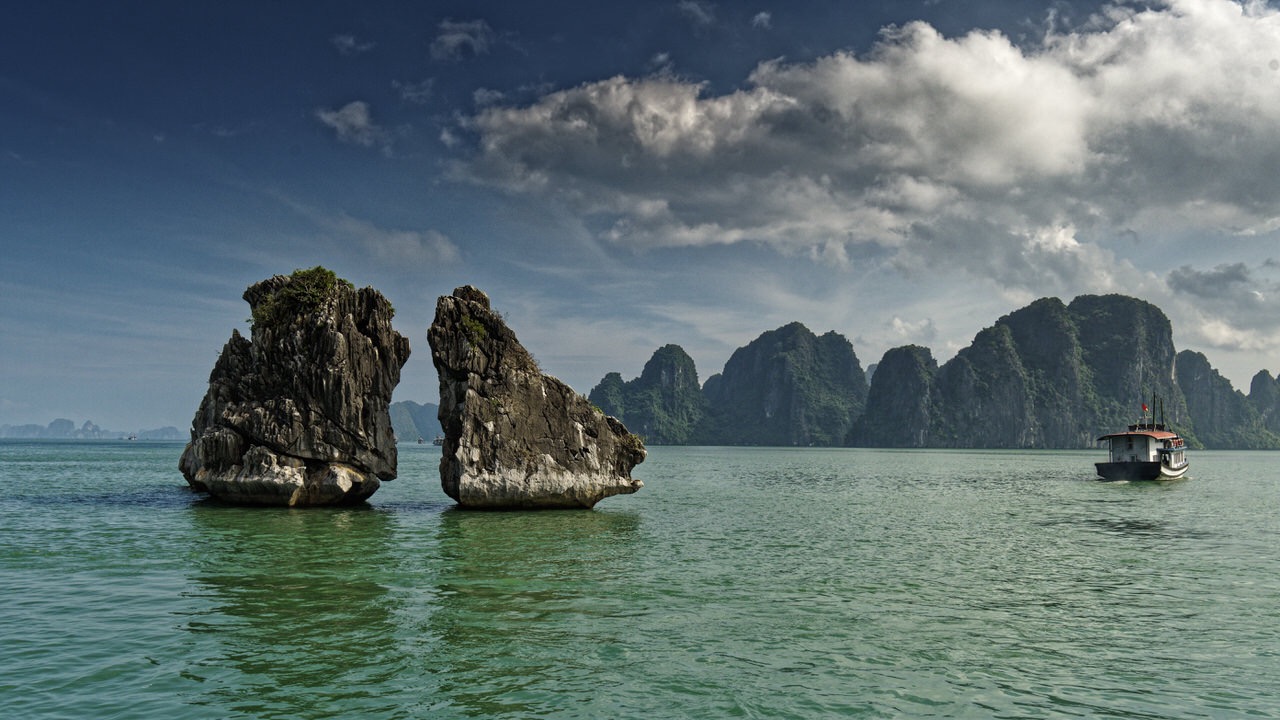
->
xmin=700 ymin=322 xmax=867 ymax=446
xmin=179 ymin=267 xmax=410 ymax=506
xmin=429 ymin=286 xmax=645 ymax=509
xmin=857 ymin=294 xmax=1195 ymax=448
xmin=1177 ymin=351 xmax=1279 ymax=449
xmin=588 ymin=344 xmax=707 ymax=444
xmin=930 ymin=322 xmax=1037 ymax=447
xmin=1068 ymin=294 xmax=1188 ymax=434
xmin=1249 ymin=370 xmax=1280 ymax=435
xmin=849 ymin=345 xmax=936 ymax=447
xmin=1001 ymin=297 xmax=1095 ymax=447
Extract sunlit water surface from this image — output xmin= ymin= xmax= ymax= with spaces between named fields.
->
xmin=2 ymin=441 xmax=1277 ymax=718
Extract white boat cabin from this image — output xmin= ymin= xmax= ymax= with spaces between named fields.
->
xmin=1099 ymin=425 xmax=1185 ymax=466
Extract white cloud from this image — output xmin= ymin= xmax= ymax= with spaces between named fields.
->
xmin=752 ymin=11 xmax=772 ymax=29
xmin=452 ymin=1 xmax=1280 ymax=295
xmin=473 ymin=87 xmax=505 ymax=106
xmin=393 ymin=78 xmax=434 ymax=104
xmin=678 ymin=1 xmax=716 ymax=26
xmin=889 ymin=316 xmax=938 ymax=344
xmin=315 ymin=101 xmax=390 ymax=152
xmin=331 ymin=33 xmax=375 ymax=56
xmin=330 ymin=215 xmax=462 ymax=267
xmin=279 ymin=196 xmax=462 ymax=269
xmin=430 ymin=19 xmax=495 ymax=61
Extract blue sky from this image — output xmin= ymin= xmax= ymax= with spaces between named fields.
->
xmin=5 ymin=0 xmax=1280 ymax=431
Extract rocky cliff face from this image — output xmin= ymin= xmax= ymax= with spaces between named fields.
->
xmin=700 ymin=323 xmax=867 ymax=446
xmin=429 ymin=286 xmax=645 ymax=509
xmin=1249 ymin=370 xmax=1280 ymax=435
xmin=1068 ymin=294 xmax=1188 ymax=433
xmin=855 ymin=295 xmax=1195 ymax=449
xmin=179 ymin=267 xmax=410 ymax=506
xmin=849 ymin=345 xmax=936 ymax=447
xmin=588 ymin=344 xmax=707 ymax=444
xmin=931 ymin=322 xmax=1037 ymax=447
xmin=1177 ymin=350 xmax=1279 ymax=448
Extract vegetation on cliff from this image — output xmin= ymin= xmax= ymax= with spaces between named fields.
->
xmin=248 ymin=266 xmax=357 ymax=330
xmin=588 ymin=345 xmax=706 ymax=445
xmin=590 ymin=293 xmax=1279 ymax=450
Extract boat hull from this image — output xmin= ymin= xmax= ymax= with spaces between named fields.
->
xmin=1095 ymin=460 xmax=1187 ymax=481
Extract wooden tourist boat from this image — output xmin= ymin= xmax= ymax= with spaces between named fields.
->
xmin=1095 ymin=399 xmax=1188 ymax=481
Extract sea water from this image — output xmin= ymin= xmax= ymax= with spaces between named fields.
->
xmin=1 ymin=440 xmax=1277 ymax=719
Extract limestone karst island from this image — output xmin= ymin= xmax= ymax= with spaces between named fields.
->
xmin=180 ymin=269 xmax=646 ymax=508
xmin=179 ymin=267 xmax=409 ymax=506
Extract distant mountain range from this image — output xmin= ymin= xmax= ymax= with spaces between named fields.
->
xmin=0 ymin=420 xmax=183 ymax=440
xmin=3 ymin=403 xmax=443 ymax=444
xmin=24 ymin=293 xmax=1275 ymax=451
xmin=588 ymin=294 xmax=1280 ymax=450
xmin=389 ymin=400 xmax=441 ymax=443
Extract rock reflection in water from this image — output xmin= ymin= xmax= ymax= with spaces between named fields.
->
xmin=425 ymin=508 xmax=643 ymax=717
xmin=180 ymin=505 xmax=406 ymax=717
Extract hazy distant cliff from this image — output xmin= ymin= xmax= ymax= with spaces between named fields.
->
xmin=1176 ymin=350 xmax=1279 ymax=449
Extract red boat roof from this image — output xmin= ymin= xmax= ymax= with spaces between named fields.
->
xmin=1096 ymin=428 xmax=1182 ymax=442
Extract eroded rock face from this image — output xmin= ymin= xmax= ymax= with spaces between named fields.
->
xmin=179 ymin=267 xmax=410 ymax=506
xmin=428 ymin=286 xmax=645 ymax=509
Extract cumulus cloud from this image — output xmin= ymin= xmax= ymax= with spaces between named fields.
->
xmin=451 ymin=0 xmax=1280 ymax=310
xmin=1167 ymin=262 xmax=1280 ymax=351
xmin=430 ymin=19 xmax=495 ymax=60
xmin=889 ymin=316 xmax=939 ymax=344
xmin=316 ymin=101 xmax=392 ymax=154
xmin=752 ymin=11 xmax=772 ymax=29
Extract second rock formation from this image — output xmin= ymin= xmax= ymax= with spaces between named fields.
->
xmin=428 ymin=286 xmax=645 ymax=509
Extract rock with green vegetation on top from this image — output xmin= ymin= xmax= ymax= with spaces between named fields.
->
xmin=179 ymin=267 xmax=410 ymax=506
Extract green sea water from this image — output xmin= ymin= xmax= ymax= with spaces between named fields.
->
xmin=2 ymin=440 xmax=1278 ymax=718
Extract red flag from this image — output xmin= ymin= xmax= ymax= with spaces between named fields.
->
xmin=1142 ymin=403 xmax=1149 ymax=412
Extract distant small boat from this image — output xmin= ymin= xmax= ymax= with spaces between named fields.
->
xmin=1096 ymin=397 xmax=1188 ymax=481
xmin=416 ymin=436 xmax=424 ymax=444
xmin=432 ymin=436 xmax=445 ymax=446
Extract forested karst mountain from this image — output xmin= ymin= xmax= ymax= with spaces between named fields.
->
xmin=1249 ymin=370 xmax=1280 ymax=435
xmin=589 ymin=294 xmax=1278 ymax=449
xmin=588 ymin=345 xmax=707 ymax=445
xmin=699 ymin=323 xmax=868 ymax=446
xmin=1176 ymin=351 xmax=1279 ymax=449
xmin=592 ymin=323 xmax=867 ymax=446
xmin=861 ymin=295 xmax=1193 ymax=448
xmin=848 ymin=345 xmax=936 ymax=447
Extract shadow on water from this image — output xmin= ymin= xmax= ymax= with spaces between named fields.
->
xmin=179 ymin=503 xmax=406 ymax=718
xmin=420 ymin=508 xmax=643 ymax=717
